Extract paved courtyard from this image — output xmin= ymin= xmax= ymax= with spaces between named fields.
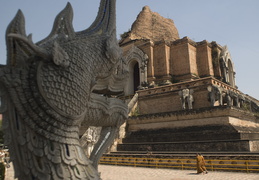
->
xmin=99 ymin=165 xmax=259 ymax=180
xmin=5 ymin=163 xmax=259 ymax=180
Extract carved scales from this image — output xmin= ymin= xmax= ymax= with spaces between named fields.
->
xmin=0 ymin=0 xmax=128 ymax=179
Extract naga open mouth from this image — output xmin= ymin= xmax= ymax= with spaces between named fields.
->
xmin=87 ymin=73 xmax=129 ymax=127
xmin=92 ymin=89 xmax=124 ymax=97
xmin=89 ymin=69 xmax=129 ymax=114
xmin=92 ymin=67 xmax=129 ymax=97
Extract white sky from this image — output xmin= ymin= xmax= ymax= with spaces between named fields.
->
xmin=1 ymin=0 xmax=259 ymax=99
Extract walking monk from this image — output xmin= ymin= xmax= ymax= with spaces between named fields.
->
xmin=196 ymin=153 xmax=208 ymax=174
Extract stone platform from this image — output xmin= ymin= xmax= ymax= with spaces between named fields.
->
xmin=108 ymin=151 xmax=259 ymax=159
xmin=118 ymin=139 xmax=259 ymax=152
xmin=118 ymin=106 xmax=259 ymax=152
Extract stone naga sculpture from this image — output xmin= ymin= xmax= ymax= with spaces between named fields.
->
xmin=0 ymin=0 xmax=128 ymax=179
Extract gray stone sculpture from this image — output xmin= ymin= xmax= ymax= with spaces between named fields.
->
xmin=207 ymin=85 xmax=223 ymax=106
xmin=179 ymin=89 xmax=194 ymax=110
xmin=225 ymin=90 xmax=232 ymax=106
xmin=238 ymin=94 xmax=246 ymax=108
xmin=80 ymin=127 xmax=101 ymax=158
xmin=227 ymin=90 xmax=239 ymax=107
xmin=0 ymin=0 xmax=128 ymax=179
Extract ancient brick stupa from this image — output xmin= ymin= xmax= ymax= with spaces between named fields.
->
xmin=127 ymin=6 xmax=180 ymax=42
xmin=117 ymin=6 xmax=259 ymax=153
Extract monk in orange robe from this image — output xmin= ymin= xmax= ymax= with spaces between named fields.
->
xmin=196 ymin=153 xmax=208 ymax=174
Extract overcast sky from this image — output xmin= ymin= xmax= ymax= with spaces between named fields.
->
xmin=1 ymin=0 xmax=259 ymax=99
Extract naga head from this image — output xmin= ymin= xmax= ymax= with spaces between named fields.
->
xmin=6 ymin=0 xmax=127 ymax=86
xmin=4 ymin=0 xmax=128 ymax=119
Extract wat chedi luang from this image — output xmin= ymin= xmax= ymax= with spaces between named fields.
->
xmin=118 ymin=6 xmax=259 ymax=153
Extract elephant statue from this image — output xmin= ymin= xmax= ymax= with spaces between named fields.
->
xmin=207 ymin=85 xmax=223 ymax=106
xmin=225 ymin=90 xmax=239 ymax=107
xmin=179 ymin=88 xmax=194 ymax=110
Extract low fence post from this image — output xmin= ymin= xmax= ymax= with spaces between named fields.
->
xmin=245 ymin=161 xmax=249 ymax=173
xmin=210 ymin=161 xmax=214 ymax=172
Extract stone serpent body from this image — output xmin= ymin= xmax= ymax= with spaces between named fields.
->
xmin=0 ymin=0 xmax=128 ymax=179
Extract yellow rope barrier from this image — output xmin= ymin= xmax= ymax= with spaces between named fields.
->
xmin=99 ymin=156 xmax=259 ymax=173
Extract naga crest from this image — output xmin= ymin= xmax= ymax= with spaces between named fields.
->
xmin=0 ymin=0 xmax=128 ymax=179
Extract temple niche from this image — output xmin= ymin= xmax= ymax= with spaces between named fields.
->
xmin=116 ymin=6 xmax=259 ymax=153
xmin=123 ymin=46 xmax=148 ymax=95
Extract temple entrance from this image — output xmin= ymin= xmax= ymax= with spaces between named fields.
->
xmin=123 ymin=59 xmax=141 ymax=95
xmin=133 ymin=62 xmax=140 ymax=92
xmin=126 ymin=60 xmax=140 ymax=95
xmin=228 ymin=60 xmax=235 ymax=87
xmin=123 ymin=46 xmax=148 ymax=96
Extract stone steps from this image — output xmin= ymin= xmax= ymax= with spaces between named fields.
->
xmin=110 ymin=151 xmax=259 ymax=156
xmin=122 ymin=124 xmax=259 ymax=143
xmin=117 ymin=139 xmax=259 ymax=152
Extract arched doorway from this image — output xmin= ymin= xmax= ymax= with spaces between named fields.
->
xmin=127 ymin=60 xmax=140 ymax=95
xmin=228 ymin=60 xmax=235 ymax=87
xmin=219 ymin=46 xmax=236 ymax=88
xmin=133 ymin=62 xmax=140 ymax=92
xmin=123 ymin=46 xmax=148 ymax=96
xmin=220 ymin=58 xmax=227 ymax=83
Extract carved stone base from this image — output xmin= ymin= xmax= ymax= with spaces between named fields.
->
xmin=118 ymin=106 xmax=259 ymax=152
xmin=118 ymin=139 xmax=259 ymax=152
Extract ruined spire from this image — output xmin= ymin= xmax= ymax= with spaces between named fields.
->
xmin=126 ymin=6 xmax=180 ymax=42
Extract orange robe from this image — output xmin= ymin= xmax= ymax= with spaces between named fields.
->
xmin=196 ymin=155 xmax=207 ymax=173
